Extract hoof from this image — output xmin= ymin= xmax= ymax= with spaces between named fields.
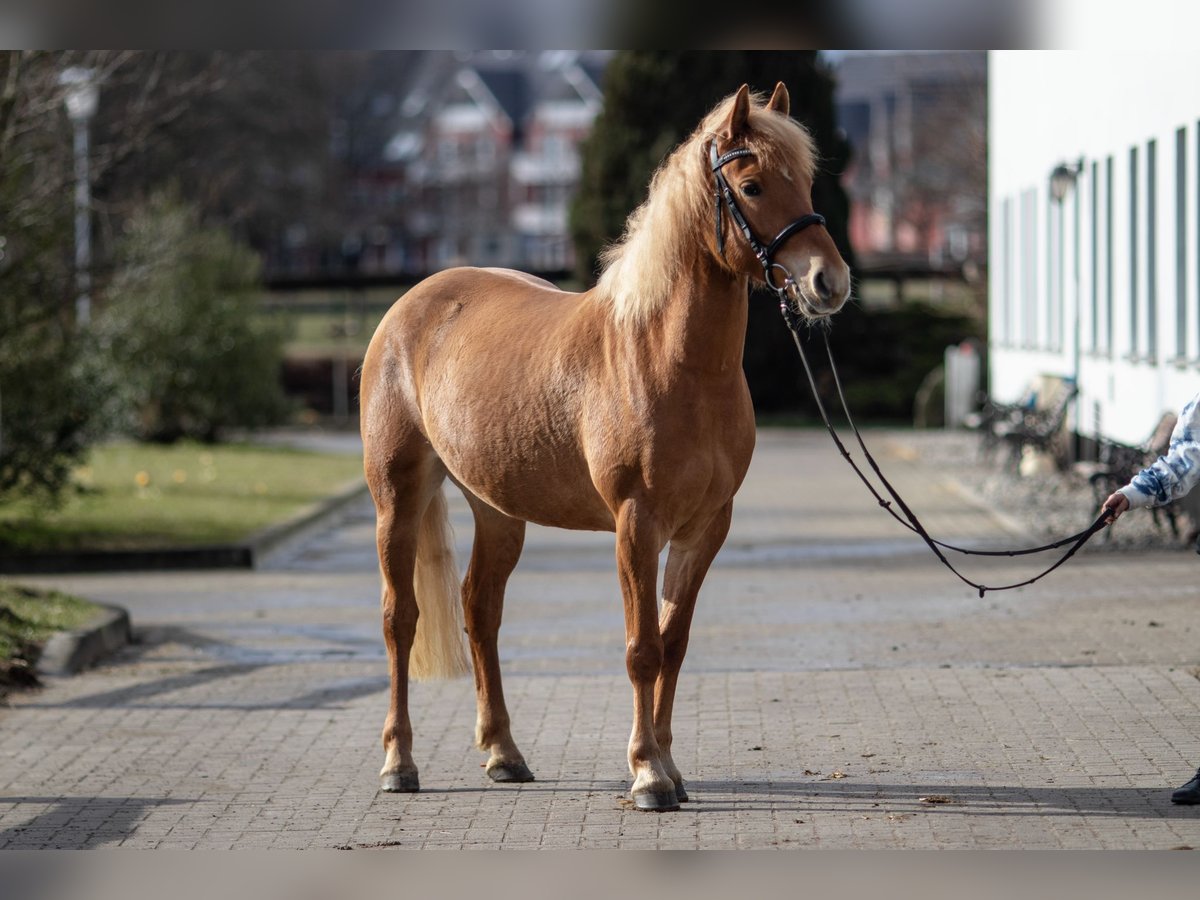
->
xmin=380 ymin=770 xmax=420 ymax=793
xmin=675 ymin=782 xmax=689 ymax=803
xmin=632 ymin=789 xmax=680 ymax=812
xmin=487 ymin=760 xmax=535 ymax=783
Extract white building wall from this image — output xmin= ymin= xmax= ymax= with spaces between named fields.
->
xmin=989 ymin=51 xmax=1200 ymax=446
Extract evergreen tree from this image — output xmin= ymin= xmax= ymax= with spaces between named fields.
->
xmin=571 ymin=51 xmax=854 ymax=283
xmin=95 ymin=193 xmax=291 ymax=443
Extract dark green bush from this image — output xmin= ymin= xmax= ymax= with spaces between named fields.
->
xmin=95 ymin=194 xmax=291 ymax=443
xmin=748 ymin=293 xmax=981 ymax=421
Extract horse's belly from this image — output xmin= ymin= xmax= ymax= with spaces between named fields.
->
xmin=433 ymin=426 xmax=616 ymax=532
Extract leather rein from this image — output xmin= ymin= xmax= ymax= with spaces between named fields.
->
xmin=712 ymin=139 xmax=1112 ymax=598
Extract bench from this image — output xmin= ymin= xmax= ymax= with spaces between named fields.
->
xmin=963 ymin=388 xmax=1036 ymax=460
xmin=1079 ymin=413 xmax=1179 ymax=541
xmin=991 ymin=380 xmax=1079 ymax=471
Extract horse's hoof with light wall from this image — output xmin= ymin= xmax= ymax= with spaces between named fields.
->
xmin=380 ymin=771 xmax=420 ymax=793
xmin=487 ymin=761 xmax=535 ymax=783
xmin=632 ymin=790 xmax=681 ymax=812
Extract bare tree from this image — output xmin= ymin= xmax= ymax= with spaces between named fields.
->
xmin=0 ymin=51 xmax=335 ymax=499
xmin=891 ymin=58 xmax=987 ymax=271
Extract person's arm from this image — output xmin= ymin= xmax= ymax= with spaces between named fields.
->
xmin=1105 ymin=394 xmax=1200 ymax=523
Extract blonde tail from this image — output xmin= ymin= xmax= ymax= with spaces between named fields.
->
xmin=408 ymin=490 xmax=470 ymax=680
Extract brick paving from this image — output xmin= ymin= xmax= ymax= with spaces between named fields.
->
xmin=3 ymin=429 xmax=1200 ymax=848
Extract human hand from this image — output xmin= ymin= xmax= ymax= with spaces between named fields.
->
xmin=1102 ymin=492 xmax=1130 ymax=524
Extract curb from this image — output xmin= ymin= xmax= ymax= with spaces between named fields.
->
xmin=0 ymin=479 xmax=370 ymax=575
xmin=36 ymin=602 xmax=132 ymax=676
xmin=245 ymin=478 xmax=370 ymax=566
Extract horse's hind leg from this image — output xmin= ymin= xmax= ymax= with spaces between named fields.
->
xmin=460 ymin=490 xmax=533 ymax=783
xmin=368 ymin=450 xmax=443 ymax=793
xmin=654 ymin=501 xmax=733 ymax=804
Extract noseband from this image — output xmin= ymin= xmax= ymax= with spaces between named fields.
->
xmin=709 ymin=139 xmax=826 ymax=294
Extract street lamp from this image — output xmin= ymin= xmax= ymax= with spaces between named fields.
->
xmin=1049 ymin=161 xmax=1080 ymax=204
xmin=1050 ymin=158 xmax=1084 ymax=460
xmin=59 ymin=66 xmax=98 ymax=327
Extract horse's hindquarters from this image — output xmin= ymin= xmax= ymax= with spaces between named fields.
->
xmin=391 ymin=272 xmax=616 ymax=531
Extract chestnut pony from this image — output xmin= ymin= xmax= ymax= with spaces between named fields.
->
xmin=360 ymin=83 xmax=850 ymax=812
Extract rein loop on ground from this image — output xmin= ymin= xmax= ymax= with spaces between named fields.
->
xmin=775 ymin=299 xmax=1111 ymax=598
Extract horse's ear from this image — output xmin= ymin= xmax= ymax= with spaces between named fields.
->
xmin=767 ymin=82 xmax=790 ymax=117
xmin=722 ymin=84 xmax=751 ymax=142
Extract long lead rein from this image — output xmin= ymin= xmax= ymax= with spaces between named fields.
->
xmin=707 ymin=136 xmax=1110 ymax=595
xmin=778 ymin=300 xmax=1111 ymax=597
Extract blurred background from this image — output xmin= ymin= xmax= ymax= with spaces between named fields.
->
xmin=0 ymin=50 xmax=990 ymax=508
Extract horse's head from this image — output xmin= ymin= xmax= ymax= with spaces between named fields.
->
xmin=706 ymin=83 xmax=851 ymax=319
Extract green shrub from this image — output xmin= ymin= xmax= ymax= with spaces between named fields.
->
xmin=96 ymin=194 xmax=291 ymax=443
xmin=747 ymin=294 xmax=981 ymax=421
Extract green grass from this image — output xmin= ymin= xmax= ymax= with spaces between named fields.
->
xmin=0 ymin=441 xmax=365 ymax=553
xmin=0 ymin=582 xmax=98 ymax=663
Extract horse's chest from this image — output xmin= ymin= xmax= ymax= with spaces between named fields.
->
xmin=651 ymin=428 xmax=751 ymax=503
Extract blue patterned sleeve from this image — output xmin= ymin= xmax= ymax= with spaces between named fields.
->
xmin=1119 ymin=393 xmax=1200 ymax=509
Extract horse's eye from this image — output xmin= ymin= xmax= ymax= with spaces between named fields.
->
xmin=741 ymin=182 xmax=761 ymax=198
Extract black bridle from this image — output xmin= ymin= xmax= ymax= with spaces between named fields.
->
xmin=710 ymin=140 xmax=826 ymax=294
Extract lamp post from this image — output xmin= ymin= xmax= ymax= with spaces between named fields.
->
xmin=59 ymin=67 xmax=98 ymax=327
xmin=1049 ymin=161 xmax=1080 ymax=205
xmin=1050 ymin=158 xmax=1083 ymax=459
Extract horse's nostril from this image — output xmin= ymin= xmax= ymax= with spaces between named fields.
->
xmin=814 ymin=269 xmax=831 ymax=302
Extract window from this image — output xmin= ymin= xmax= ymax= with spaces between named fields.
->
xmin=1046 ymin=192 xmax=1056 ymax=350
xmin=476 ymin=134 xmax=494 ymax=165
xmin=543 ymin=134 xmax=567 ymax=163
xmin=1106 ymin=156 xmax=1114 ymax=358
xmin=1021 ymin=188 xmax=1038 ymax=349
xmin=1091 ymin=161 xmax=1099 ymax=353
xmin=1147 ymin=138 xmax=1157 ymax=362
xmin=1129 ymin=145 xmax=1139 ymax=358
xmin=1001 ymin=197 xmax=1012 ymax=347
xmin=1048 ymin=190 xmax=1060 ymax=351
xmin=1196 ymin=118 xmax=1200 ymax=361
xmin=1176 ymin=127 xmax=1187 ymax=361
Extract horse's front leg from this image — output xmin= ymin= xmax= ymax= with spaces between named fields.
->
xmin=615 ymin=500 xmax=678 ymax=811
xmin=655 ymin=501 xmax=733 ymax=804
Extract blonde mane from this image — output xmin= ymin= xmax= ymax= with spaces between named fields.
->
xmin=594 ymin=91 xmax=819 ymax=325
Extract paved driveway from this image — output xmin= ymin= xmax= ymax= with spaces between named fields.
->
xmin=3 ymin=429 xmax=1200 ymax=848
